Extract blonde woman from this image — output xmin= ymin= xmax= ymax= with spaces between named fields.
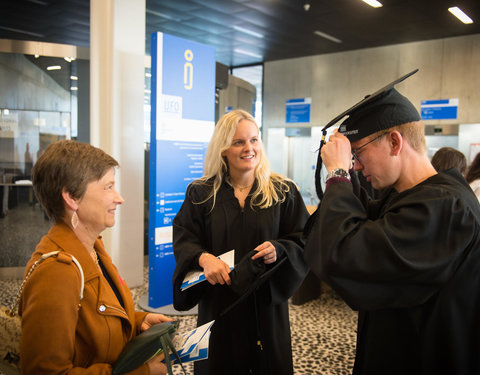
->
xmin=172 ymin=110 xmax=309 ymax=375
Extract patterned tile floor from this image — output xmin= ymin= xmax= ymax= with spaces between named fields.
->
xmin=1 ymin=273 xmax=357 ymax=374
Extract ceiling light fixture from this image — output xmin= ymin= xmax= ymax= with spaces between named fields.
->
xmin=0 ymin=25 xmax=44 ymax=38
xmin=70 ymin=76 xmax=78 ymax=80
xmin=314 ymin=30 xmax=342 ymax=43
xmin=146 ymin=9 xmax=174 ymax=20
xmin=234 ymin=48 xmax=262 ymax=59
xmin=46 ymin=65 xmax=61 ymax=71
xmin=304 ymin=2 xmax=311 ymax=11
xmin=233 ymin=25 xmax=264 ymax=39
xmin=27 ymin=0 xmax=48 ymax=5
xmin=448 ymin=7 xmax=473 ymax=24
xmin=361 ymin=0 xmax=383 ymax=8
xmin=70 ymin=87 xmax=78 ymax=91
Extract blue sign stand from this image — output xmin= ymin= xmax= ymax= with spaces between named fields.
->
xmin=140 ymin=33 xmax=215 ymax=313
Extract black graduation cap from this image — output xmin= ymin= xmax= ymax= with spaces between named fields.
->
xmin=220 ymin=255 xmax=287 ymax=317
xmin=313 ymin=69 xmax=420 ymax=200
xmin=113 ymin=320 xmax=185 ymax=375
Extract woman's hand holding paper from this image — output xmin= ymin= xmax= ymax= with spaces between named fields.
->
xmin=199 ymin=252 xmax=232 ymax=286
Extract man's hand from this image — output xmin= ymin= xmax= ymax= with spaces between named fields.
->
xmin=321 ymin=130 xmax=352 ymax=172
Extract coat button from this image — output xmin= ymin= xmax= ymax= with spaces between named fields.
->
xmin=99 ymin=304 xmax=106 ymax=312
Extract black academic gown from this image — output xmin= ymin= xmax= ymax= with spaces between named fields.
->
xmin=172 ymin=179 xmax=309 ymax=375
xmin=305 ymin=168 xmax=480 ymax=375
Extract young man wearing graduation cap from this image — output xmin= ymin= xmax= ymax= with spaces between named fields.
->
xmin=304 ymin=70 xmax=480 ymax=375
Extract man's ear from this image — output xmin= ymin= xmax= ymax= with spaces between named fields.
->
xmin=61 ymin=189 xmax=79 ymax=211
xmin=389 ymin=130 xmax=403 ymax=156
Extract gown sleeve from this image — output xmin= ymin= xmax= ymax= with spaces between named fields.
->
xmin=304 ymin=179 xmax=478 ymax=311
xmin=172 ymin=183 xmax=210 ymax=311
xmin=268 ymin=181 xmax=310 ymax=304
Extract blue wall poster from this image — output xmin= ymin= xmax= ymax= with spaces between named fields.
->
xmin=421 ymin=98 xmax=459 ymax=120
xmin=286 ymin=97 xmax=311 ymax=123
xmin=148 ymin=32 xmax=215 ymax=308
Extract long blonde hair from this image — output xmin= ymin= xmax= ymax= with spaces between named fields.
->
xmin=194 ymin=109 xmax=293 ymax=209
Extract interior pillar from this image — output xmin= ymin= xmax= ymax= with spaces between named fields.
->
xmin=90 ymin=0 xmax=146 ymax=286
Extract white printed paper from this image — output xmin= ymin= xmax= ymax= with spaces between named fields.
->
xmin=180 ymin=250 xmax=235 ymax=291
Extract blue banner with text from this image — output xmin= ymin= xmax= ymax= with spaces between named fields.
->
xmin=148 ymin=32 xmax=215 ymax=308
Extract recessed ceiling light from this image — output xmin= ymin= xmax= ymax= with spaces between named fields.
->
xmin=47 ymin=66 xmax=61 ymax=71
xmin=234 ymin=48 xmax=262 ymax=59
xmin=314 ymin=30 xmax=342 ymax=43
xmin=233 ymin=25 xmax=264 ymax=39
xmin=448 ymin=7 xmax=473 ymax=24
xmin=70 ymin=76 xmax=78 ymax=80
xmin=362 ymin=0 xmax=383 ymax=8
xmin=70 ymin=87 xmax=78 ymax=91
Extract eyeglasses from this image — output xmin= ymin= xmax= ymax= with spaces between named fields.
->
xmin=351 ymin=132 xmax=387 ymax=163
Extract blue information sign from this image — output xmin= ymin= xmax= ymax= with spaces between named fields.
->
xmin=421 ymin=98 xmax=458 ymax=120
xmin=286 ymin=98 xmax=311 ymax=123
xmin=148 ymin=33 xmax=215 ymax=308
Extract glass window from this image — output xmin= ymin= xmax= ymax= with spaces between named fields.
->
xmin=231 ymin=65 xmax=263 ymax=128
xmin=0 ymin=51 xmax=73 ymax=269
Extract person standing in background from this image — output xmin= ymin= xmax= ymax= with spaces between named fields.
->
xmin=431 ymin=146 xmax=467 ymax=175
xmin=466 ymin=152 xmax=480 ymax=202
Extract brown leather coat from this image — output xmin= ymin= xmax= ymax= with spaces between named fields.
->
xmin=19 ymin=223 xmax=149 ymax=374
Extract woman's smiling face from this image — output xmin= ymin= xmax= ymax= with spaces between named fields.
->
xmin=76 ymin=168 xmax=124 ymax=235
xmin=222 ymin=119 xmax=261 ymax=175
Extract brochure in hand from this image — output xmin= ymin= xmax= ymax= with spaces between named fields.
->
xmin=172 ymin=320 xmax=215 ymax=364
xmin=181 ymin=250 xmax=235 ymax=291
